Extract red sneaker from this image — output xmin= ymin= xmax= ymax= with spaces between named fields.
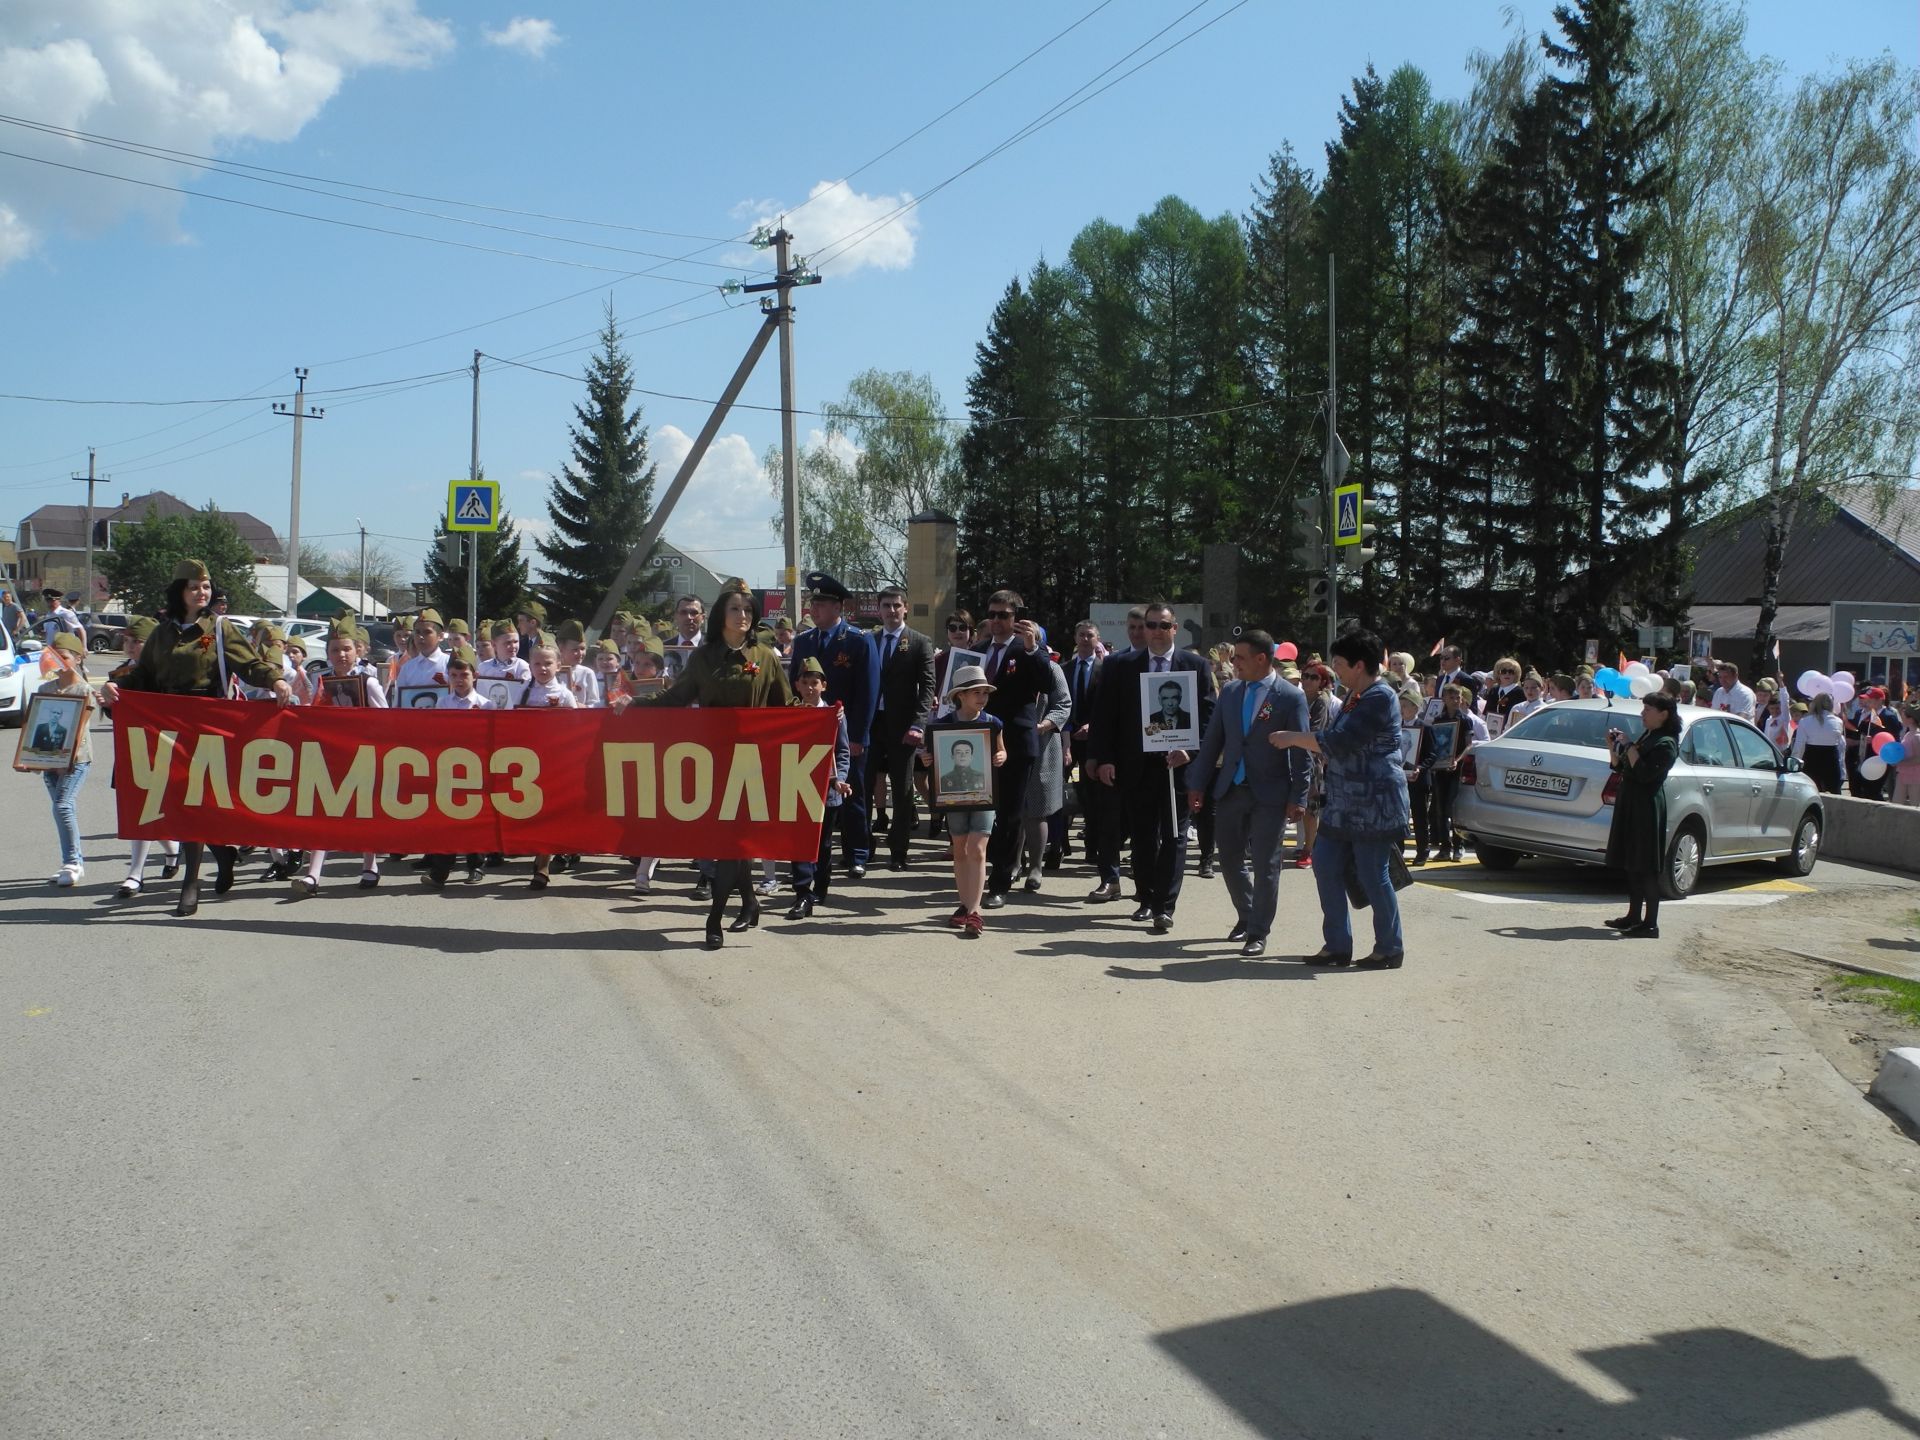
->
xmin=960 ymin=912 xmax=983 ymax=939
xmin=1292 ymin=852 xmax=1313 ymax=869
xmin=948 ymin=904 xmax=969 ymax=928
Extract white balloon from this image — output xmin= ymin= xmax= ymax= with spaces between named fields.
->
xmin=1831 ymin=671 xmax=1855 ymax=687
xmin=1624 ymin=661 xmax=1651 ymax=677
xmin=1800 ymin=673 xmax=1833 ymax=698
xmin=1830 ymin=680 xmax=1855 ymax=705
xmin=1860 ymin=756 xmax=1888 ymax=781
xmin=1628 ymin=673 xmax=1660 ymax=698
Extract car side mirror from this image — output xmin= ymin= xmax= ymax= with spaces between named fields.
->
xmin=1783 ymin=755 xmax=1802 ymax=774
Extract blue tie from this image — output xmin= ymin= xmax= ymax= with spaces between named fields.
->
xmin=1234 ymin=684 xmax=1260 ymax=784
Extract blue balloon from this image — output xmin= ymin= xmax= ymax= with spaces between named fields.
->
xmin=1593 ymin=667 xmax=1620 ymax=688
xmin=1884 ymin=742 xmax=1907 ymax=765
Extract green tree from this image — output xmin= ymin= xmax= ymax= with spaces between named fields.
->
xmin=422 ymin=498 xmax=531 ymax=625
xmin=537 ymin=304 xmax=659 ymax=620
xmin=102 ymin=502 xmax=268 ymax=616
xmin=770 ymin=369 xmax=965 ymax=590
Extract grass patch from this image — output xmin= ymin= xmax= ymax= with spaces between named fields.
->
xmin=1833 ymin=972 xmax=1920 ymax=1024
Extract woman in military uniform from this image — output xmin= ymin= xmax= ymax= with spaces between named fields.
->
xmin=100 ymin=558 xmax=293 ymax=916
xmin=637 ymin=577 xmax=792 ymax=947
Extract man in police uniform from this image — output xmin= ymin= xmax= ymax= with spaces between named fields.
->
xmin=788 ymin=571 xmax=879 ymax=877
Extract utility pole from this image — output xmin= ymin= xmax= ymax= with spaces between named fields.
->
xmin=357 ymin=518 xmax=368 ymax=619
xmin=1324 ymin=254 xmax=1340 ymax=655
xmin=75 ymin=448 xmax=104 ymax=617
xmin=468 ymin=349 xmax=482 ymax=637
xmin=772 ymin=227 xmax=803 ymax=621
xmin=273 ymin=369 xmax=324 ymax=619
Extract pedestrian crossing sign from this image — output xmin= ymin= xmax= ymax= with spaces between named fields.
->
xmin=1333 ymin=483 xmax=1363 ymax=545
xmin=447 ymin=479 xmax=500 ymax=533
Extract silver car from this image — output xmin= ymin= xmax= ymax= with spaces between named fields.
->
xmin=1452 ymin=699 xmax=1823 ymax=899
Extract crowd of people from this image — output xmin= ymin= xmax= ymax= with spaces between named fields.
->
xmin=17 ymin=561 xmax=1920 ymax=957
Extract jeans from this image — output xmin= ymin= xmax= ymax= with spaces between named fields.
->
xmin=1312 ymin=832 xmax=1403 ymax=957
xmin=43 ymin=762 xmax=89 ymax=867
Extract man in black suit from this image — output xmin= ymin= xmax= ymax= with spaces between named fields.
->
xmin=978 ymin=588 xmax=1054 ymax=908
xmin=866 ymin=585 xmax=936 ymax=868
xmin=1436 ymin=645 xmax=1480 ymax=705
xmin=1089 ymin=601 xmax=1216 ymax=933
xmin=1065 ymin=620 xmax=1122 ymax=900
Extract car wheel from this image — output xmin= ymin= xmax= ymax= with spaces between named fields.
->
xmin=1660 ymin=821 xmax=1703 ymax=900
xmin=1775 ymin=811 xmax=1820 ymax=876
xmin=1473 ymin=841 xmax=1522 ymax=871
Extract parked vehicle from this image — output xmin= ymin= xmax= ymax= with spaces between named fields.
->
xmin=1452 ymin=699 xmax=1824 ymax=899
xmin=77 ymin=610 xmax=133 ymax=652
xmin=0 ymin=619 xmax=39 ymax=727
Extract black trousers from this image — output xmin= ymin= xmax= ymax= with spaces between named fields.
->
xmin=1429 ymin=771 xmax=1460 ymax=847
xmin=1405 ymin=772 xmax=1432 ymax=852
xmin=1123 ymin=766 xmax=1189 ymax=912
xmin=1076 ymin=772 xmax=1122 ymax=884
xmin=865 ymin=726 xmax=920 ymax=862
xmin=986 ymin=750 xmax=1034 ymax=894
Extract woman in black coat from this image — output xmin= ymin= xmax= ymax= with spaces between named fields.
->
xmin=1603 ymin=691 xmax=1681 ymax=938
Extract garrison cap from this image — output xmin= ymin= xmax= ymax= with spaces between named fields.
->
xmin=448 ymin=645 xmax=479 ymax=668
xmin=555 ymin=619 xmax=586 ymax=644
xmin=415 ymin=609 xmax=445 ymax=630
xmin=50 ymin=631 xmax=85 ymax=657
xmin=446 ymin=617 xmax=470 ymax=636
xmin=797 ymin=656 xmax=826 ymax=678
xmin=171 ymin=559 xmax=210 ymax=585
xmin=126 ymin=616 xmax=158 ymax=642
xmin=516 ymin=598 xmax=547 ymax=621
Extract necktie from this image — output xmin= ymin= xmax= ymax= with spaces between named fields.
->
xmin=1074 ymin=659 xmax=1087 ymax=707
xmin=1235 ymin=684 xmax=1260 ymax=784
xmin=1153 ymin=655 xmax=1166 ymax=674
xmin=988 ymin=642 xmax=1004 ymax=679
xmin=882 ymin=631 xmax=897 ymax=668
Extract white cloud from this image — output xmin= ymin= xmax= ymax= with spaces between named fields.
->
xmin=0 ymin=1 xmax=455 ymax=270
xmin=651 ymin=424 xmax=781 ymax=577
xmin=737 ymin=180 xmax=919 ymax=277
xmin=509 ymin=511 xmax=553 ymax=579
xmin=482 ymin=16 xmax=559 ymax=58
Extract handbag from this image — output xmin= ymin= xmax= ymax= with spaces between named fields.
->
xmin=1344 ymin=846 xmax=1416 ymax=910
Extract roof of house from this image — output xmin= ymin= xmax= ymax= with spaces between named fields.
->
xmin=17 ymin=491 xmax=283 ymax=561
xmin=1687 ymin=485 xmax=1920 ymax=608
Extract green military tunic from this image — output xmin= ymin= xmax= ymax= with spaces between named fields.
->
xmin=642 ymin=641 xmax=792 ymax=710
xmin=120 ymin=612 xmax=283 ymax=698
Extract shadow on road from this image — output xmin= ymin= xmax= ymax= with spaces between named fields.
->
xmin=1155 ymin=1288 xmax=1920 ymax=1440
xmin=1103 ymin=955 xmax=1334 ymax=982
xmin=1487 ymin=924 xmax=1625 ymax=941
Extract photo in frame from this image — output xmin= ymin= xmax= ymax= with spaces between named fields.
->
xmin=320 ymin=674 xmax=369 ymax=708
xmin=1484 ymin=712 xmax=1506 ymax=739
xmin=13 ymin=691 xmax=86 ymax=772
xmin=944 ymin=647 xmax=986 ymax=686
xmin=1421 ymin=719 xmax=1467 ymax=769
xmin=472 ymin=676 xmax=519 ymax=710
xmin=621 ymin=675 xmax=664 ymax=702
xmin=928 ymin=722 xmax=995 ymax=810
xmin=1139 ymin=668 xmax=1200 ymax=752
xmin=396 ymin=685 xmax=444 ymax=710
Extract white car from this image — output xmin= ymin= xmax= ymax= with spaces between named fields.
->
xmin=0 ymin=619 xmax=41 ymax=727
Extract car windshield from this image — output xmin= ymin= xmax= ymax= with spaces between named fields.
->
xmin=1501 ymin=706 xmax=1621 ymax=750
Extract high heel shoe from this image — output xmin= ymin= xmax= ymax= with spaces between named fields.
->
xmin=212 ymin=846 xmax=236 ymax=894
xmin=529 ymin=871 xmax=549 ymax=890
xmin=160 ymin=855 xmax=181 ymax=880
xmin=705 ymin=916 xmax=725 ymax=950
xmin=1605 ymin=914 xmax=1642 ymax=930
xmin=729 ymin=897 xmax=761 ymax=933
xmin=174 ymin=879 xmax=201 ymax=917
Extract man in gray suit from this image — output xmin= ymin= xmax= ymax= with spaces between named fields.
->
xmin=1190 ymin=629 xmax=1311 ymax=956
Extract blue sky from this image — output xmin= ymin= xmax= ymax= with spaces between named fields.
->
xmin=2 ymin=0 xmax=1914 ymax=593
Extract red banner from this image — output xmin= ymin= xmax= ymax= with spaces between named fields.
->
xmin=110 ymin=694 xmax=839 ymax=860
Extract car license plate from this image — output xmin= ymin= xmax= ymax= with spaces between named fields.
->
xmin=1504 ymin=769 xmax=1571 ymax=796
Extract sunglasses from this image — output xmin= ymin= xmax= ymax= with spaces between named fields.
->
xmin=947 ymin=623 xmax=971 ymax=632
xmin=985 ymin=610 xmax=1016 ymax=620
xmin=1144 ymin=620 xmax=1175 ymax=631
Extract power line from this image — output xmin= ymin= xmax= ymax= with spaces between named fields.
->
xmin=0 ymin=115 xmax=753 ymax=275
xmin=0 ymin=366 xmax=473 ymax=408
xmin=0 ymin=111 xmax=734 ymax=244
xmin=0 ymin=146 xmax=720 ymax=281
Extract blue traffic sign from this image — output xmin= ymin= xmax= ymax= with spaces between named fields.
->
xmin=447 ymin=479 xmax=500 ymax=533
xmin=1333 ymin=484 xmax=1363 ymax=545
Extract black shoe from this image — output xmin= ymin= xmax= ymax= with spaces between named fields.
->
xmin=1355 ymin=951 xmax=1405 ymax=969
xmin=1605 ymin=914 xmax=1642 ymax=931
xmin=1130 ymin=904 xmax=1154 ymax=922
xmin=982 ymin=892 xmax=1006 ymax=910
xmin=160 ymin=855 xmax=181 ymax=880
xmin=1626 ymin=924 xmax=1660 ymax=939
xmin=1240 ymin=937 xmax=1266 ymax=958
xmin=849 ymin=864 xmax=868 ymax=880
xmin=704 ymin=918 xmax=724 ymax=950
xmin=465 ymin=865 xmax=484 ymax=884
xmin=692 ymin=878 xmax=712 ymax=901
xmin=359 ymin=869 xmax=380 ymax=889
xmin=1411 ymin=850 xmax=1429 ymax=867
xmin=730 ymin=898 xmax=761 ymax=933
xmin=1042 ymin=850 xmax=1063 ymax=874
xmin=1022 ymin=869 xmax=1042 ymax=893
xmin=425 ymin=858 xmax=453 ymax=888
xmin=1151 ymin=912 xmax=1173 ymax=934
xmin=1228 ymin=924 xmax=1248 ymax=942
xmin=174 ymin=880 xmax=200 ymax=918
xmin=1303 ymin=947 xmax=1352 ymax=966
xmin=1087 ymin=882 xmax=1118 ymax=901
xmin=889 ymin=854 xmax=909 ymax=871
xmin=213 ymin=847 xmax=236 ymax=894
xmin=1197 ymin=861 xmax=1215 ymax=879
xmin=785 ymin=896 xmax=815 ymax=921
xmin=530 ymin=872 xmax=549 ymax=890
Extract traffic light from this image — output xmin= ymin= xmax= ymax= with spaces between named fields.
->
xmin=1353 ymin=522 xmax=1378 ymax=568
xmin=1307 ymin=577 xmax=1332 ymax=617
xmin=1292 ymin=493 xmax=1326 ymax=572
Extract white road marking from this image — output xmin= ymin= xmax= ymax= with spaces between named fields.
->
xmin=1448 ymin=891 xmax=1790 ymax=907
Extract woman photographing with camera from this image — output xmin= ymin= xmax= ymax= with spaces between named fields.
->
xmin=1604 ymin=691 xmax=1682 ymax=938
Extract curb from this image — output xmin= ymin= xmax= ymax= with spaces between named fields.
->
xmin=1775 ymin=947 xmax=1920 ymax=985
xmin=1870 ymin=1048 xmax=1920 ymax=1132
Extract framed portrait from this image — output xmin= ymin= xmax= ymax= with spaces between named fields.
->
xmin=1483 ymin=712 xmax=1506 ymax=739
xmin=928 ymin=722 xmax=995 ymax=810
xmin=660 ymin=645 xmax=694 ymax=680
xmin=473 ymin=676 xmax=519 ymax=710
xmin=321 ymin=674 xmax=369 ymax=708
xmin=396 ymin=685 xmax=444 ymax=711
xmin=944 ymin=647 xmax=986 ymax=684
xmin=1421 ymin=719 xmax=1467 ymax=769
xmin=1139 ymin=668 xmax=1200 ymax=752
xmin=621 ymin=675 xmax=664 ymax=702
xmin=13 ymin=692 xmax=86 ymax=772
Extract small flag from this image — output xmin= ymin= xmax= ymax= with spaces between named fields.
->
xmin=1429 ymin=637 xmax=1446 ymax=657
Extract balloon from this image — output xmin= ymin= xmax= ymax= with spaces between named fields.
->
xmin=1830 ymin=680 xmax=1855 ymax=705
xmin=1871 ymin=731 xmax=1894 ymax=754
xmin=1623 ymin=661 xmax=1651 ymax=677
xmin=1629 ymin=673 xmax=1660 ymax=698
xmin=1831 ymin=671 xmax=1855 ymax=688
xmin=1795 ymin=670 xmax=1826 ymax=695
xmin=1884 ymin=743 xmax=1908 ymax=766
xmin=1593 ymin=667 xmax=1620 ymax=687
xmin=1607 ymin=675 xmax=1636 ymax=697
xmin=1860 ymin=756 xmax=1888 ymax=781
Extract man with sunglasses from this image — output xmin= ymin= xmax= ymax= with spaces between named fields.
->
xmin=1089 ymin=601 xmax=1216 ymax=933
xmin=977 ymin=589 xmax=1057 ymax=908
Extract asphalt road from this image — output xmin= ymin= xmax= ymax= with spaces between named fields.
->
xmin=3 ymin=749 xmax=1919 ymax=1439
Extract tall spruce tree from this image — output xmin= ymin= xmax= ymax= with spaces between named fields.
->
xmin=537 ymin=305 xmax=659 ymax=620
